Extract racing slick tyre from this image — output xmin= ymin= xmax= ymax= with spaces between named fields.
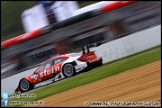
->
xmin=62 ymin=64 xmax=76 ymax=78
xmin=84 ymin=62 xmax=92 ymax=72
xmin=98 ymin=57 xmax=103 ymax=66
xmin=20 ymin=79 xmax=33 ymax=92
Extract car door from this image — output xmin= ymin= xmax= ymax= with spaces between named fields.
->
xmin=40 ymin=60 xmax=54 ymax=80
xmin=53 ymin=57 xmax=67 ymax=75
xmin=31 ymin=64 xmax=45 ymax=84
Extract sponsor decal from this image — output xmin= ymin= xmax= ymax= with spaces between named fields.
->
xmin=32 ymin=66 xmax=60 ymax=80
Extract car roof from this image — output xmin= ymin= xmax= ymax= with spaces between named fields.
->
xmin=40 ymin=54 xmax=69 ymax=65
xmin=40 ymin=52 xmax=82 ymax=65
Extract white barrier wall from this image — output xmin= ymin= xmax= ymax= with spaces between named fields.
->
xmin=91 ymin=25 xmax=161 ymax=63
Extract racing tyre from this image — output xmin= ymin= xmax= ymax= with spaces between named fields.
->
xmin=62 ymin=64 xmax=75 ymax=78
xmin=98 ymin=57 xmax=103 ymax=66
xmin=20 ymin=79 xmax=33 ymax=92
xmin=84 ymin=62 xmax=92 ymax=72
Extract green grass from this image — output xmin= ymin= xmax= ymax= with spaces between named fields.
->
xmin=8 ymin=46 xmax=161 ymax=107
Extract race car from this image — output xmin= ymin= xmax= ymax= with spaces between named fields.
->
xmin=15 ymin=53 xmax=91 ymax=93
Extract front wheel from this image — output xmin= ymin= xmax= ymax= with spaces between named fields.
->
xmin=62 ymin=64 xmax=75 ymax=78
xmin=20 ymin=79 xmax=33 ymax=92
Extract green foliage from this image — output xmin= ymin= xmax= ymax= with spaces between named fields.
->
xmin=1 ymin=1 xmax=37 ymax=41
xmin=79 ymin=1 xmax=99 ymax=8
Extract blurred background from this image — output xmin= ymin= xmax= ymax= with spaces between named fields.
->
xmin=1 ymin=1 xmax=161 ymax=79
xmin=1 ymin=1 xmax=100 ymax=41
xmin=1 ymin=1 xmax=99 ymax=78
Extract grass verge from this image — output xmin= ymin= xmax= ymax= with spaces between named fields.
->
xmin=8 ymin=45 xmax=161 ymax=107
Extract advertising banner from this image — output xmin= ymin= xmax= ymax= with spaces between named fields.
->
xmin=51 ymin=1 xmax=79 ymax=22
xmin=21 ymin=4 xmax=49 ymax=32
xmin=22 ymin=1 xmax=79 ymax=32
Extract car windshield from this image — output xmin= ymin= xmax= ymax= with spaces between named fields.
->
xmin=35 ymin=65 xmax=44 ymax=73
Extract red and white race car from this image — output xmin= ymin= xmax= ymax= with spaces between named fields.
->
xmin=15 ymin=45 xmax=103 ymax=93
xmin=15 ymin=53 xmax=91 ymax=93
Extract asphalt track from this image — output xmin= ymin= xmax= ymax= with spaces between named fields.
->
xmin=25 ymin=61 xmax=161 ymax=107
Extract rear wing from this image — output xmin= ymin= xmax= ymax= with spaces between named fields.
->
xmin=82 ymin=45 xmax=90 ymax=54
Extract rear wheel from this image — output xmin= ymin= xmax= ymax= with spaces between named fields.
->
xmin=62 ymin=64 xmax=75 ymax=78
xmin=97 ymin=57 xmax=103 ymax=66
xmin=84 ymin=62 xmax=92 ymax=72
xmin=20 ymin=79 xmax=33 ymax=92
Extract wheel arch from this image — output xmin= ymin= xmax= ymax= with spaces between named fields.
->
xmin=62 ymin=61 xmax=76 ymax=70
xmin=19 ymin=77 xmax=32 ymax=86
xmin=62 ymin=62 xmax=76 ymax=77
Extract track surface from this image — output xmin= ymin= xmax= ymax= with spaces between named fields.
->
xmin=26 ymin=61 xmax=161 ymax=107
